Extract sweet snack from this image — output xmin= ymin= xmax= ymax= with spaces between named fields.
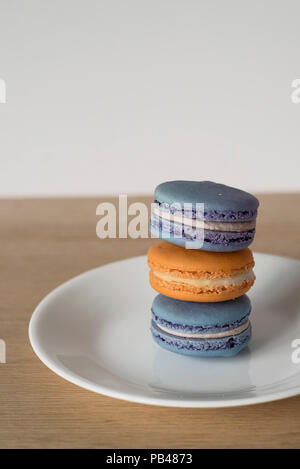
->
xmin=150 ymin=180 xmax=259 ymax=251
xmin=151 ymin=294 xmax=252 ymax=357
xmin=148 ymin=241 xmax=255 ymax=302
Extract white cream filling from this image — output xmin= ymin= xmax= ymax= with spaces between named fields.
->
xmin=156 ymin=320 xmax=250 ymax=339
xmin=152 ymin=207 xmax=256 ymax=232
xmin=154 ymin=269 xmax=255 ymax=288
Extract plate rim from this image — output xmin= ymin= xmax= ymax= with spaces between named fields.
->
xmin=29 ymin=252 xmax=300 ymax=408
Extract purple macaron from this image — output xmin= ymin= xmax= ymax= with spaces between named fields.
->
xmin=151 ymin=294 xmax=252 ymax=357
xmin=150 ymin=180 xmax=259 ymax=251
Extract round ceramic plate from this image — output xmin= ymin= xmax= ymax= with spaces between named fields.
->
xmin=29 ymin=253 xmax=300 ymax=408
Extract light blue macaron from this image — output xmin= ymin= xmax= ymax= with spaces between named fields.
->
xmin=150 ymin=180 xmax=259 ymax=251
xmin=151 ymin=294 xmax=252 ymax=357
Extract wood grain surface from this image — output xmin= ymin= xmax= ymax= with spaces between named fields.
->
xmin=0 ymin=194 xmax=299 ymax=449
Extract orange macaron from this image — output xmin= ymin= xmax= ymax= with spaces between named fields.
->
xmin=148 ymin=241 xmax=255 ymax=302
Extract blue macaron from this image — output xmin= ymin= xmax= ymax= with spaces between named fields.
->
xmin=150 ymin=180 xmax=259 ymax=251
xmin=151 ymin=294 xmax=252 ymax=357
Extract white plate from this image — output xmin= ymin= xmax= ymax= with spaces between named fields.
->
xmin=29 ymin=253 xmax=300 ymax=408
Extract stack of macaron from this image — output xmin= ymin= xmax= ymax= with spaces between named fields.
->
xmin=148 ymin=181 xmax=259 ymax=357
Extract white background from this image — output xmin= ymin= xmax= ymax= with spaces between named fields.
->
xmin=0 ymin=0 xmax=299 ymax=197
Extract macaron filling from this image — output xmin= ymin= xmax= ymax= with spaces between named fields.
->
xmin=152 ymin=206 xmax=256 ymax=232
xmin=151 ymin=321 xmax=252 ymax=352
xmin=155 ymin=319 xmax=250 ymax=339
xmin=152 ymin=269 xmax=255 ymax=290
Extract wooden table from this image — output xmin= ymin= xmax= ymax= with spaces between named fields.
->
xmin=0 ymin=194 xmax=300 ymax=449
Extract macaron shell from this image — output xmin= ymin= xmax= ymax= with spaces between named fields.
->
xmin=151 ymin=321 xmax=252 ymax=357
xmin=152 ymin=293 xmax=251 ymax=327
xmin=148 ymin=241 xmax=254 ymax=276
xmin=152 ymin=334 xmax=250 ymax=357
xmin=149 ymin=271 xmax=254 ymax=302
xmin=155 ymin=180 xmax=259 ymax=213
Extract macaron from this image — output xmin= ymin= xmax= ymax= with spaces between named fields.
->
xmin=150 ymin=180 xmax=259 ymax=251
xmin=148 ymin=241 xmax=255 ymax=302
xmin=151 ymin=294 xmax=252 ymax=357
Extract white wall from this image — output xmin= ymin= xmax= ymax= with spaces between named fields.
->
xmin=0 ymin=0 xmax=299 ymax=196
